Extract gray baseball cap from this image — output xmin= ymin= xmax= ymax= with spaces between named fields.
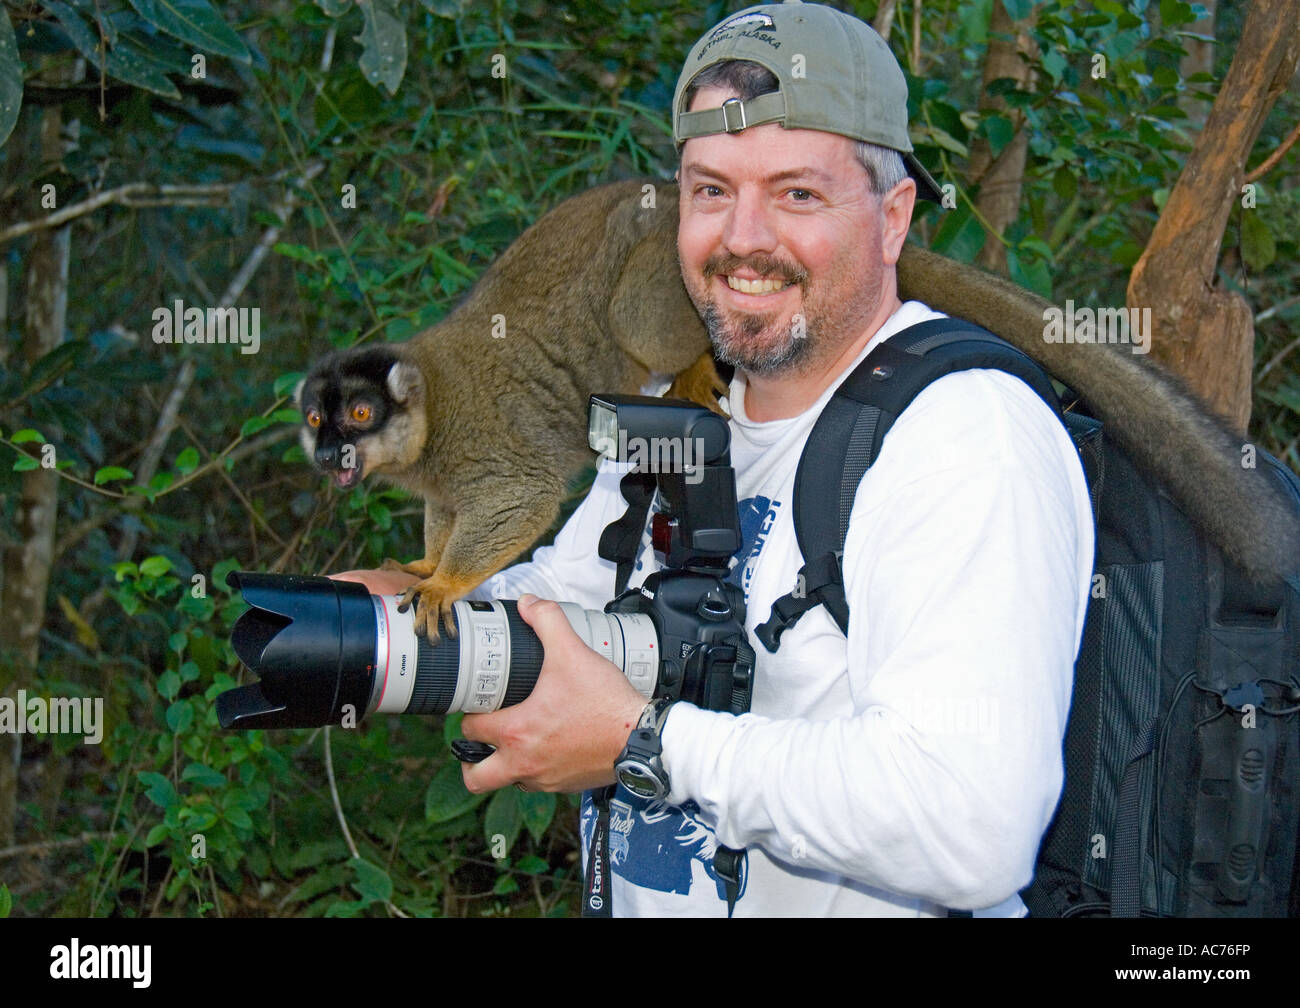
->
xmin=673 ymin=0 xmax=943 ymax=203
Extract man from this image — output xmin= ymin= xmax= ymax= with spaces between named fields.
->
xmin=351 ymin=1 xmax=1094 ymax=916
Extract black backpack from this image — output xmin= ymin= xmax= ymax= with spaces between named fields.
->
xmin=755 ymin=317 xmax=1300 ymax=917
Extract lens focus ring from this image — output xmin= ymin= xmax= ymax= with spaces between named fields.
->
xmin=406 ymin=613 xmax=462 ymax=715
xmin=502 ymin=602 xmax=543 ymax=708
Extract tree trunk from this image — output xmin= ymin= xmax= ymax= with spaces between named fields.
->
xmin=967 ymin=1 xmax=1037 ymax=275
xmin=1127 ymin=0 xmax=1300 ymax=431
xmin=0 ymin=101 xmax=72 ymax=849
xmin=873 ymin=0 xmax=899 ymax=41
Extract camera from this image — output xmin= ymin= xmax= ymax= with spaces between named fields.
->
xmin=216 ymin=395 xmax=755 ymax=731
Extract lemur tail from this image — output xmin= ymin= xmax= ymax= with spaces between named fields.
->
xmin=898 ymin=244 xmax=1300 ymax=584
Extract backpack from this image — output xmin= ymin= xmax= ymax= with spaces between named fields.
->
xmin=754 ymin=317 xmax=1300 ymax=917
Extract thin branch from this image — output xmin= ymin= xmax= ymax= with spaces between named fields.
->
xmin=50 ymin=426 xmax=294 ymax=564
xmin=1256 ymin=292 xmax=1300 ymax=325
xmin=0 ymin=437 xmax=127 ymax=498
xmin=873 ymin=0 xmax=899 ymax=38
xmin=0 ymin=183 xmax=232 ymax=245
xmin=218 ymin=463 xmax=285 ymax=548
xmin=1259 ymin=333 xmax=1300 ymax=380
xmin=0 ymin=830 xmax=111 ymax=860
xmin=323 ymin=727 xmax=359 ymax=860
xmin=322 ymin=727 xmax=410 ymax=918
xmin=1244 ymin=119 xmax=1300 ymax=183
xmin=117 ymin=163 xmax=323 ymax=564
xmin=910 ymin=0 xmax=922 ymax=74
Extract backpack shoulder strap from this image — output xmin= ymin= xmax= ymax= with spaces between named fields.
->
xmin=754 ymin=317 xmax=1064 ymax=652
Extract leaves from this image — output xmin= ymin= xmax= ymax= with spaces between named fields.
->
xmin=357 ymin=0 xmax=407 ymax=95
xmin=981 ymin=114 xmax=1015 ymax=158
xmin=349 ymin=857 xmax=393 ymax=904
xmin=126 ymin=0 xmax=252 ymax=63
xmin=424 ymin=761 xmax=486 ymax=823
xmin=44 ymin=3 xmax=105 ymax=71
xmin=519 ymin=791 xmax=557 ymax=843
xmin=1240 ymin=211 xmax=1276 ymax=271
xmin=140 ymin=556 xmax=173 ymax=577
xmin=165 ymin=699 xmax=194 ymax=732
xmin=484 ymin=787 xmax=522 ymax=856
xmin=93 ymin=466 xmax=134 ymax=485
xmin=182 ymin=762 xmax=228 ymax=789
xmin=138 ymin=771 xmax=177 ymax=810
xmin=101 ymin=36 xmax=184 ymax=100
xmin=0 ymin=6 xmax=21 ymax=148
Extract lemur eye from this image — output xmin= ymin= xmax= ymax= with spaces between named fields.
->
xmin=306 ymin=408 xmax=321 ymax=429
xmin=350 ymin=403 xmax=372 ymax=423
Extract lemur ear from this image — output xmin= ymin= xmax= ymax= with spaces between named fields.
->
xmin=293 ymin=377 xmax=306 ymax=407
xmin=386 ymin=360 xmax=425 ymax=406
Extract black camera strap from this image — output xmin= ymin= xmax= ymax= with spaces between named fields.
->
xmin=583 ymin=785 xmax=615 ymax=918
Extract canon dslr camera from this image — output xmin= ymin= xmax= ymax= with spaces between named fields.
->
xmin=216 ymin=394 xmax=755 ymax=733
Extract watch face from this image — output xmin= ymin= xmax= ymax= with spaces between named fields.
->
xmin=617 ymin=763 xmax=663 ymax=800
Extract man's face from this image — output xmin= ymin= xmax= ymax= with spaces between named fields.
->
xmin=677 ymin=85 xmax=906 ymax=378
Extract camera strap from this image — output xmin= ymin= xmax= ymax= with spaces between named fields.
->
xmin=583 ymin=786 xmax=615 ymax=917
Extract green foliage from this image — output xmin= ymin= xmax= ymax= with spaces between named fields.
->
xmin=0 ymin=4 xmax=20 ymax=145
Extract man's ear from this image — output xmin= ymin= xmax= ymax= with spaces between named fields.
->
xmin=880 ymin=177 xmax=916 ymax=267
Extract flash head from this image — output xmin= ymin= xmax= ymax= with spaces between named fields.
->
xmin=588 ymin=394 xmax=730 ymax=466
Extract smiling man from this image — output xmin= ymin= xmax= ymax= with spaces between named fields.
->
xmin=345 ymin=1 xmax=1094 ymax=917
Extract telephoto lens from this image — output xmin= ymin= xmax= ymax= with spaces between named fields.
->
xmin=216 ymin=572 xmax=659 ymax=730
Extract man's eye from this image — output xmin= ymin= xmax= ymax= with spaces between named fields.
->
xmin=698 ymin=184 xmax=724 ymax=198
xmin=789 ymin=189 xmax=813 ymax=202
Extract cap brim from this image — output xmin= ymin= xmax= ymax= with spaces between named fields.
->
xmin=906 ymin=152 xmax=943 ymax=204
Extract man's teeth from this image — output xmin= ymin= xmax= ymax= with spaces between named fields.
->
xmin=726 ymin=275 xmax=789 ymax=295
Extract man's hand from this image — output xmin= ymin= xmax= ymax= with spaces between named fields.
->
xmin=329 ymin=568 xmax=420 ymax=595
xmin=460 ymin=594 xmax=648 ymax=795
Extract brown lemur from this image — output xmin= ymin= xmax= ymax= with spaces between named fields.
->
xmin=299 ymin=177 xmax=1300 ymax=637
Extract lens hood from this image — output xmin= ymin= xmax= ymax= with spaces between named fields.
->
xmin=217 ymin=571 xmax=378 ymax=729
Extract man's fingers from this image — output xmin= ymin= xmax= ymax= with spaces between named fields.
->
xmin=328 ymin=568 xmax=420 ymax=595
xmin=515 ymin=593 xmax=581 ymax=650
xmin=462 ymin=751 xmax=517 ymax=794
xmin=461 ymin=710 xmax=522 ymax=792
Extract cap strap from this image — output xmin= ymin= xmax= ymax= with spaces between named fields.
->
xmin=676 ymin=91 xmax=787 ymax=140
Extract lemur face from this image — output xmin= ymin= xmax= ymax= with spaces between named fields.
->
xmin=297 ymin=346 xmax=425 ymax=487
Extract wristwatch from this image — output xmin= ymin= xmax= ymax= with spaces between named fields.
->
xmin=614 ymin=697 xmax=676 ymax=800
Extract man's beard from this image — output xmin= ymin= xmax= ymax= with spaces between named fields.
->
xmin=695 ymin=254 xmax=814 ymax=377
xmin=701 ymin=302 xmax=815 ymax=376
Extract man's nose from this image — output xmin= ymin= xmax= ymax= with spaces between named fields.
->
xmin=722 ymin=189 xmax=778 ymax=258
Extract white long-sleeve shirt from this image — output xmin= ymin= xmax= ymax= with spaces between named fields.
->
xmin=470 ymin=300 xmax=1095 ymax=916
